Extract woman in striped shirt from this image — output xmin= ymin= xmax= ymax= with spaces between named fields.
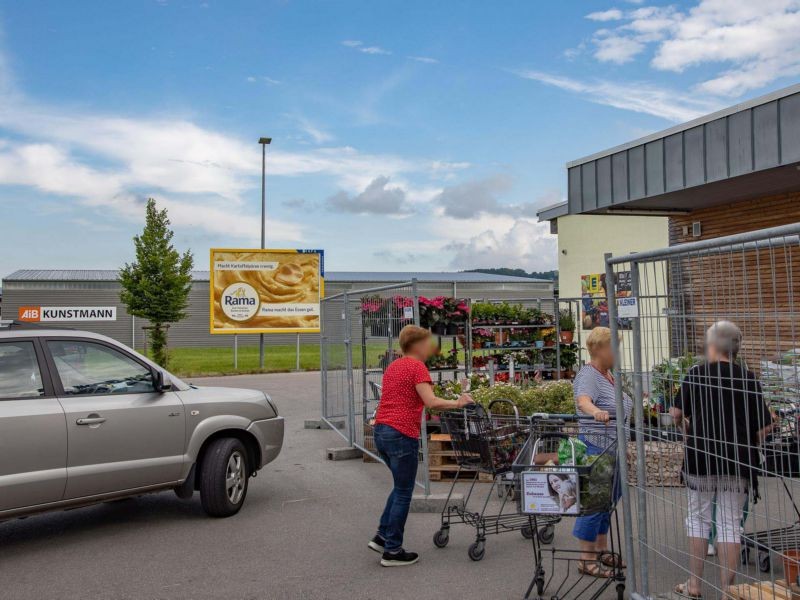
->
xmin=572 ymin=327 xmax=632 ymax=578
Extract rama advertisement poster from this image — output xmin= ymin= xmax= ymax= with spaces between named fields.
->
xmin=521 ymin=471 xmax=580 ymax=515
xmin=580 ymin=271 xmax=632 ymax=331
xmin=210 ymin=249 xmax=324 ymax=334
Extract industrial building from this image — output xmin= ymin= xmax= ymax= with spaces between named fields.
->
xmin=1 ymin=269 xmax=553 ymax=350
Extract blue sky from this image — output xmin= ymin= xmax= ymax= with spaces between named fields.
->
xmin=1 ymin=0 xmax=799 ymax=277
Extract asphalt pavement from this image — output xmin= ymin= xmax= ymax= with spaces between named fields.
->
xmin=0 ymin=372 xmax=621 ymax=600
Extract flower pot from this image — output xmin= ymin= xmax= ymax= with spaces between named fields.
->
xmin=432 ymin=322 xmax=447 ymax=335
xmin=472 ymin=341 xmax=482 ymax=350
xmin=446 ymin=322 xmax=459 ymax=335
xmin=783 ymin=550 xmax=800 ymax=585
xmin=559 ymin=331 xmax=574 ymax=344
xmin=534 ymin=340 xmax=544 ymax=349
xmin=544 ymin=340 xmax=555 ymax=348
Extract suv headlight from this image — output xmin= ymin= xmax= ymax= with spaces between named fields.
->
xmin=263 ymin=392 xmax=279 ymax=416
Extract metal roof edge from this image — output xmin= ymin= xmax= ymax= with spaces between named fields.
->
xmin=536 ymin=201 xmax=569 ymax=222
xmin=566 ymin=82 xmax=800 ymax=169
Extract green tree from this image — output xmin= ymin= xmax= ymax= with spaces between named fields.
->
xmin=120 ymin=199 xmax=194 ymax=367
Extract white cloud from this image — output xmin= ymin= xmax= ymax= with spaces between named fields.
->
xmin=408 ymin=56 xmax=439 ymax=64
xmin=586 ymin=9 xmax=624 ymax=21
xmin=341 ymin=40 xmax=391 ymax=55
xmin=584 ymin=0 xmax=800 ymax=97
xmin=446 ymin=219 xmax=557 ymax=272
xmin=327 ymin=176 xmax=409 ymax=215
xmin=0 ymin=42 xmax=458 ymax=243
xmin=247 ymin=75 xmax=281 ymax=85
xmin=285 ymin=113 xmax=333 ymax=144
xmin=513 ymin=69 xmax=721 ymax=122
xmin=434 ymin=175 xmax=512 ymax=219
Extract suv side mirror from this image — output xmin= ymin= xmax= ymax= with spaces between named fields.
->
xmin=152 ymin=369 xmax=172 ymax=393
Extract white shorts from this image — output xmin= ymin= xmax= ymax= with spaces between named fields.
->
xmin=685 ymin=487 xmax=747 ymax=544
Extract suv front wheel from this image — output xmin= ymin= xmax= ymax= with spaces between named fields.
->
xmin=199 ymin=438 xmax=250 ymax=517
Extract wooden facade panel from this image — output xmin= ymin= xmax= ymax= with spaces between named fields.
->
xmin=668 ymin=191 xmax=800 ymax=367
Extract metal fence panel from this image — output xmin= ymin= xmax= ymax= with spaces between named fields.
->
xmin=606 ymin=223 xmax=800 ymax=599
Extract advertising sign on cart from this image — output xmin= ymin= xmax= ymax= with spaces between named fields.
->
xmin=210 ymin=248 xmax=324 ymax=334
xmin=521 ymin=470 xmax=580 ymax=515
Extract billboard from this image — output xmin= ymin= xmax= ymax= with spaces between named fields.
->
xmin=580 ymin=271 xmax=632 ymax=331
xmin=210 ymin=249 xmax=324 ymax=334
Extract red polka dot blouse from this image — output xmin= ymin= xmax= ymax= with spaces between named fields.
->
xmin=374 ymin=356 xmax=432 ymax=439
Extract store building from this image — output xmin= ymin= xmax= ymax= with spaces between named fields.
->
xmin=1 ymin=269 xmax=553 ymax=350
xmin=540 ymin=82 xmax=800 ymax=363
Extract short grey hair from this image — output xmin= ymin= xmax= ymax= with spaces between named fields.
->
xmin=706 ymin=321 xmax=742 ymax=358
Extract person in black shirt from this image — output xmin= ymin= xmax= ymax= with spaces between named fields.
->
xmin=669 ymin=321 xmax=773 ymax=598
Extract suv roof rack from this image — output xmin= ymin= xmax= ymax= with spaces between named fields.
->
xmin=0 ymin=320 xmax=75 ymax=331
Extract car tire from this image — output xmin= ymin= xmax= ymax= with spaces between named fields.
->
xmin=199 ymin=438 xmax=249 ymax=518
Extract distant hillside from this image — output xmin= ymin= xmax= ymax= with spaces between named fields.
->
xmin=465 ymin=268 xmax=558 ymax=281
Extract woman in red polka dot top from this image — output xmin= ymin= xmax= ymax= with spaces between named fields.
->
xmin=368 ymin=325 xmax=473 ymax=567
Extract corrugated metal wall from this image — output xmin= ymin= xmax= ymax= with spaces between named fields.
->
xmin=2 ymin=279 xmax=554 ymax=350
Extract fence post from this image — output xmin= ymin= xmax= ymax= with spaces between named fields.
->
xmin=605 ymin=253 xmax=638 ymax=593
xmin=233 ymin=334 xmax=238 ymax=370
xmin=413 ymin=278 xmax=431 ymax=496
xmin=295 ymin=333 xmax=301 ymax=371
xmin=344 ymin=292 xmax=356 ymax=446
xmin=629 ymin=260 xmax=649 ymax=595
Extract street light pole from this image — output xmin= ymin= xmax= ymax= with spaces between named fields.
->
xmin=258 ymin=136 xmax=272 ymax=370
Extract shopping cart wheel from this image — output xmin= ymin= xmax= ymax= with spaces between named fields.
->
xmin=468 ymin=541 xmax=486 ymax=561
xmin=616 ymin=583 xmax=625 ymax=600
xmin=433 ymin=529 xmax=450 ymax=548
xmin=538 ymin=524 xmax=555 ymax=545
xmin=521 ymin=526 xmax=534 ymax=540
xmin=758 ymin=552 xmax=771 ymax=573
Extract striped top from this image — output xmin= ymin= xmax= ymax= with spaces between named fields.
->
xmin=573 ymin=364 xmax=633 ymax=448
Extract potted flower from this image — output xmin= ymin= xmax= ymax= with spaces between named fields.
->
xmin=559 ymin=344 xmax=578 ymax=379
xmin=391 ymin=295 xmax=414 ymax=336
xmin=361 ymin=295 xmax=388 ymax=337
xmin=531 ymin=328 xmax=545 ymax=349
xmin=558 ymin=309 xmax=576 ymax=344
xmin=542 ymin=327 xmax=557 ymax=348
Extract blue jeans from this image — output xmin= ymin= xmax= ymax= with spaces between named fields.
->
xmin=573 ymin=437 xmax=621 ymax=542
xmin=374 ymin=424 xmax=419 ymax=552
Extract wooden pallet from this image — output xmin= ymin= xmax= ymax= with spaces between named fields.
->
xmin=727 ymin=580 xmax=800 ymax=600
xmin=428 ymin=433 xmax=494 ymax=483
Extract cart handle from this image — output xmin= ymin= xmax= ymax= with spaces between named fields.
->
xmin=488 ymin=399 xmax=520 ymax=426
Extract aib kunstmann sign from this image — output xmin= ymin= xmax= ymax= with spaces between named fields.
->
xmin=209 ymin=248 xmax=324 ymax=334
xmin=18 ymin=306 xmax=117 ymax=322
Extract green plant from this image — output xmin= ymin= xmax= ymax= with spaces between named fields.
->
xmin=651 ymin=353 xmax=701 ymax=407
xmin=471 ymin=383 xmax=524 ymax=412
xmin=559 ymin=345 xmax=578 ymax=371
xmin=119 ymin=199 xmax=193 ymax=367
xmin=558 ymin=308 xmax=576 ymax=332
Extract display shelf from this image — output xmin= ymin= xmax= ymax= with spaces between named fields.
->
xmin=475 ymin=345 xmax=548 ymax=352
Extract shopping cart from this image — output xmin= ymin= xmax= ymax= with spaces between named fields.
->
xmin=741 ymin=406 xmax=800 ymax=573
xmin=432 ymin=400 xmax=556 ymax=561
xmin=513 ymin=414 xmax=625 ymax=600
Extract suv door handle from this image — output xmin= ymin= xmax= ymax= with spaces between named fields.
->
xmin=76 ymin=416 xmax=107 ymax=426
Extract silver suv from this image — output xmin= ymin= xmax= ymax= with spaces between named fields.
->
xmin=0 ymin=323 xmax=284 ymax=520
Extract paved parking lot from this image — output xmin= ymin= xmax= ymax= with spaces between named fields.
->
xmin=0 ymin=372 xmax=624 ymax=600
